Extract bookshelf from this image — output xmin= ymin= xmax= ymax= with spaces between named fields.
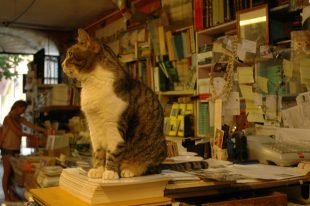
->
xmin=154 ymin=25 xmax=197 ymax=137
xmin=193 ymin=0 xmax=252 ymax=32
xmin=125 ymin=58 xmax=153 ymax=89
xmin=195 ymin=20 xmax=237 ymax=138
xmin=119 ymin=25 xmax=155 ymax=90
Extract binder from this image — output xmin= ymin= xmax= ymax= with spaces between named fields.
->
xmin=169 ymin=103 xmax=180 ymax=136
xmin=198 ymin=102 xmax=211 ymax=136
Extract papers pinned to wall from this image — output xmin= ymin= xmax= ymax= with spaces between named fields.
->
xmin=237 ymin=39 xmax=257 ymax=62
xmin=245 ymin=100 xmax=264 ymax=123
xmin=283 ymin=59 xmax=293 ymax=79
xmin=256 ymin=75 xmax=269 ymax=93
xmin=239 ymin=84 xmax=254 ymax=100
xmin=237 ymin=66 xmax=254 ymax=84
xmin=300 ymin=58 xmax=310 ymax=84
xmin=223 ymin=92 xmax=240 ymax=116
xmin=265 ymin=95 xmax=278 ymax=120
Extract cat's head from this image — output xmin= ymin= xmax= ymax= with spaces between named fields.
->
xmin=62 ymin=29 xmax=101 ymax=81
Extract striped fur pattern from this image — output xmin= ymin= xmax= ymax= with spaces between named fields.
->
xmin=62 ymin=29 xmax=167 ymax=180
xmin=161 ymin=161 xmax=208 ymax=171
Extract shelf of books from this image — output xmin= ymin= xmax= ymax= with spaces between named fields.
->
xmin=152 ymin=25 xmax=198 ymax=138
xmin=126 ymin=58 xmax=153 ymax=89
xmin=193 ymin=0 xmax=250 ymax=32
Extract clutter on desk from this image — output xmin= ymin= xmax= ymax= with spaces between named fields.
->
xmin=36 ymin=166 xmax=63 ymax=187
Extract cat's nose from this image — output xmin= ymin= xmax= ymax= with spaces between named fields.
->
xmin=61 ymin=61 xmax=66 ymax=69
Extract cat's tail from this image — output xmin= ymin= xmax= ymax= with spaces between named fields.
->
xmin=146 ymin=161 xmax=209 ymax=174
xmin=160 ymin=161 xmax=209 ymax=172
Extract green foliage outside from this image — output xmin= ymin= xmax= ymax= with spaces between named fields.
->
xmin=0 ymin=54 xmax=24 ymax=80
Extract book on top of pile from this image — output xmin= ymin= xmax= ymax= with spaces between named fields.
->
xmin=59 ymin=167 xmax=170 ymax=204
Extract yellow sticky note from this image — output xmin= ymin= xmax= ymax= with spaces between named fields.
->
xmin=238 ymin=66 xmax=254 ymax=84
xmin=245 ymin=100 xmax=257 ymax=110
xmin=247 ymin=111 xmax=265 ymax=123
xmin=239 ymin=84 xmax=254 ymax=99
xmin=300 ymin=58 xmax=310 ymax=83
xmin=283 ymin=59 xmax=293 ymax=78
xmin=256 ymin=75 xmax=269 ymax=93
xmin=245 ymin=100 xmax=264 ymax=123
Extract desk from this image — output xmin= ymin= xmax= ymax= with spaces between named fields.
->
xmin=165 ymin=175 xmax=310 ymax=204
xmin=30 ymin=187 xmax=172 ymax=206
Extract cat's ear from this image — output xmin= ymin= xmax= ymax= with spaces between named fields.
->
xmin=77 ymin=28 xmax=100 ymax=53
xmin=77 ymin=29 xmax=90 ymax=45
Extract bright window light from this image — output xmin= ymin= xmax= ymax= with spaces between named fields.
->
xmin=240 ymin=16 xmax=266 ymax=26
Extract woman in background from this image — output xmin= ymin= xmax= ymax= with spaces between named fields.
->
xmin=1 ymin=100 xmax=46 ymax=201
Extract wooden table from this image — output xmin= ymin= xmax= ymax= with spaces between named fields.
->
xmin=165 ymin=174 xmax=310 ymax=204
xmin=30 ymin=187 xmax=172 ymax=206
xmin=29 ymin=167 xmax=310 ymax=205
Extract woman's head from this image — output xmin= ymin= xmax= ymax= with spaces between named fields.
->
xmin=10 ymin=100 xmax=28 ymax=114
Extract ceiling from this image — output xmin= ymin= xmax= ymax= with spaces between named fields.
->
xmin=0 ymin=0 xmax=117 ymax=31
xmin=0 ymin=0 xmax=118 ymax=54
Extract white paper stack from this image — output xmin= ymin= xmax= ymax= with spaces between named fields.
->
xmin=59 ymin=168 xmax=170 ymax=204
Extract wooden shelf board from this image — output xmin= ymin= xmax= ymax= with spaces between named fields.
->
xmin=198 ymin=64 xmax=212 ymax=69
xmin=36 ymin=105 xmax=80 ymax=113
xmin=158 ymin=90 xmax=196 ymax=96
xmin=198 ymin=20 xmax=237 ymax=36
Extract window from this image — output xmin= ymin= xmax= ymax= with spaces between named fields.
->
xmin=44 ymin=55 xmax=59 ymax=84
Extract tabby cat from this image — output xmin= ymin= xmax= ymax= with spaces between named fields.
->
xmin=62 ymin=29 xmax=167 ymax=180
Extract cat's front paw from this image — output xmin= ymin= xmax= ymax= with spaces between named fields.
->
xmin=88 ymin=167 xmax=104 ymax=178
xmin=103 ymin=170 xmax=119 ymax=180
xmin=121 ymin=169 xmax=135 ymax=178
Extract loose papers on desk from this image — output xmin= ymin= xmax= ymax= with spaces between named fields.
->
xmin=229 ymin=164 xmax=304 ymax=180
xmin=187 ymin=163 xmax=305 ymax=182
xmin=164 ymin=158 xmax=304 ymax=183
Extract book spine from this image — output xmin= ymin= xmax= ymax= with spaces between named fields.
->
xmin=172 ymin=33 xmax=185 ymax=60
xmin=153 ymin=67 xmax=160 ymax=92
xmin=158 ymin=26 xmax=167 ymax=56
xmin=194 ymin=0 xmax=204 ymax=31
xmin=212 ymin=0 xmax=219 ymax=26
xmin=165 ymin=31 xmax=176 ymax=61
xmin=218 ymin=0 xmax=225 ymax=24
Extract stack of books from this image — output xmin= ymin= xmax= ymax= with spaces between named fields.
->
xmin=46 ymin=84 xmax=71 ymax=106
xmin=36 ymin=165 xmax=63 ymax=188
xmin=59 ymin=168 xmax=170 ymax=204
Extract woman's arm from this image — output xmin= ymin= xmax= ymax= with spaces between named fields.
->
xmin=19 ymin=117 xmax=46 ymax=133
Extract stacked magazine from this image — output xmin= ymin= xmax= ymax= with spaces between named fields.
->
xmin=59 ymin=168 xmax=170 ymax=204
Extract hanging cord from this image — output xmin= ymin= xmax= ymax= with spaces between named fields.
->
xmin=8 ymin=0 xmax=37 ymax=25
xmin=101 ymin=43 xmax=127 ymax=73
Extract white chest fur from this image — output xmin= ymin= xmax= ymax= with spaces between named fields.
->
xmin=80 ymin=66 xmax=128 ymax=122
xmin=80 ymin=66 xmax=128 ymax=148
